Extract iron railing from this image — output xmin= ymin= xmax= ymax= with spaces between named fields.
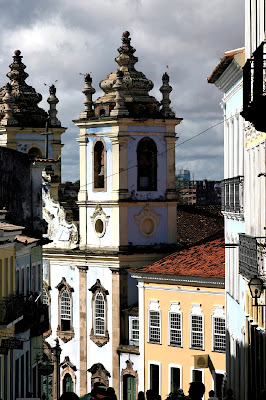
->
xmin=221 ymin=176 xmax=244 ymax=213
xmin=239 ymin=234 xmax=266 ymax=280
xmin=0 ymin=293 xmax=25 ymax=326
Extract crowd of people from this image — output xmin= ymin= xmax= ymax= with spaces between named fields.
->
xmin=57 ymin=382 xmax=240 ymax=400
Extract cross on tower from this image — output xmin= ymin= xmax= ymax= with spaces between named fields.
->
xmin=41 ymin=122 xmax=53 ymax=158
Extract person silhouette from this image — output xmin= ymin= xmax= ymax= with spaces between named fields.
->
xmin=188 ymin=382 xmax=205 ymax=400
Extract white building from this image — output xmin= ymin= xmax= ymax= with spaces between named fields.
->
xmin=43 ymin=31 xmax=182 ymax=399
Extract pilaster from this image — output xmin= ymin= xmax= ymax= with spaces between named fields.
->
xmin=78 ymin=135 xmax=88 ymax=247
xmin=78 ymin=265 xmax=88 ymax=396
xmin=111 ymin=268 xmax=120 ymax=398
xmin=165 ymin=136 xmax=177 ymax=199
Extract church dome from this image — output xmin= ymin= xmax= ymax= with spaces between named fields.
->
xmin=94 ymin=31 xmax=161 ymax=118
xmin=0 ymin=50 xmax=48 ymax=127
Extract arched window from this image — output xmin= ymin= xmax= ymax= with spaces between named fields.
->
xmin=56 ymin=277 xmax=74 ymax=342
xmin=61 ymin=290 xmax=71 ymax=331
xmin=28 ymin=147 xmax=43 ymax=157
xmin=89 ymin=279 xmax=109 ymax=347
xmin=137 ymin=138 xmax=157 ymax=191
xmin=93 ymin=140 xmax=106 ymax=191
xmin=63 ymin=373 xmax=73 ymax=393
xmin=95 ymin=293 xmax=105 ymax=335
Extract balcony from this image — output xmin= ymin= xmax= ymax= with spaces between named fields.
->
xmin=239 ymin=234 xmax=266 ymax=280
xmin=241 ymin=41 xmax=266 ymax=131
xmin=221 ymin=176 xmax=244 ymax=213
xmin=0 ymin=293 xmax=25 ymax=328
xmin=15 ymin=293 xmax=49 ymax=336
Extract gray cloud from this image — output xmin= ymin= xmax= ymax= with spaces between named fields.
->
xmin=1 ymin=0 xmax=244 ymax=181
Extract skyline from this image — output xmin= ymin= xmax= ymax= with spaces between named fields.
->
xmin=0 ymin=0 xmax=244 ymax=181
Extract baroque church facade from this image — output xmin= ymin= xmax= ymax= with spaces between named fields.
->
xmin=1 ymin=32 xmax=182 ymax=399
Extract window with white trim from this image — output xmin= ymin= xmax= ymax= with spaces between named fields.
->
xmin=129 ymin=316 xmax=139 ymax=344
xmin=89 ymin=279 xmax=109 ymax=347
xmin=149 ymin=311 xmax=160 ymax=343
xmin=168 ymin=302 xmax=182 ymax=347
xmin=95 ymin=293 xmax=105 ymax=335
xmin=190 ymin=304 xmax=204 ymax=350
xmin=212 ymin=305 xmax=226 ymax=353
xmin=56 ymin=277 xmax=74 ymax=342
xmin=148 ymin=300 xmax=161 ymax=344
xmin=61 ymin=290 xmax=71 ymax=331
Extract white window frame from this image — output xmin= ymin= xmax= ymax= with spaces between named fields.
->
xmin=129 ymin=316 xmax=139 ymax=345
xmin=168 ymin=364 xmax=182 ymax=393
xmin=212 ymin=305 xmax=226 ymax=353
xmin=148 ymin=360 xmax=161 ymax=396
xmin=189 ymin=303 xmax=204 ymax=350
xmin=168 ymin=302 xmax=182 ymax=347
xmin=147 ymin=300 xmax=161 ymax=344
xmin=94 ymin=292 xmax=105 ymax=336
xmin=61 ymin=289 xmax=71 ymax=329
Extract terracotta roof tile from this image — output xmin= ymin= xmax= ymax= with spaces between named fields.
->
xmin=131 ymin=237 xmax=225 ymax=279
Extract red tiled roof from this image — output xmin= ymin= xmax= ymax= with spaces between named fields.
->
xmin=207 ymin=47 xmax=245 ymax=84
xmin=131 ymin=237 xmax=225 ymax=279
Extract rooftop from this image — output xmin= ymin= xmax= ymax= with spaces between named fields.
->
xmin=207 ymin=47 xmax=245 ymax=84
xmin=131 ymin=237 xmax=225 ymax=279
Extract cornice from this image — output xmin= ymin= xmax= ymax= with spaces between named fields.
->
xmin=131 ymin=272 xmax=224 ymax=288
xmin=214 ymin=60 xmax=243 ymax=93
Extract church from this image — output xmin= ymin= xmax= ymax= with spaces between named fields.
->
xmin=0 ymin=31 xmax=182 ymax=399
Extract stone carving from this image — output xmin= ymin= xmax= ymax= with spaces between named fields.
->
xmin=43 ymin=188 xmax=78 ymax=249
xmin=160 ymin=72 xmax=175 ymax=117
xmin=1 ymin=83 xmax=18 ymax=126
xmin=94 ymin=31 xmax=160 ymax=117
xmin=135 ymin=203 xmax=161 ymax=237
xmin=0 ymin=50 xmax=48 ymax=127
xmin=80 ymin=73 xmax=95 ymax=119
xmin=110 ymin=70 xmax=129 ymax=117
xmin=47 ymin=84 xmax=61 ymax=127
xmin=90 ymin=204 xmax=110 ymax=238
xmin=244 ymin=120 xmax=261 ymax=141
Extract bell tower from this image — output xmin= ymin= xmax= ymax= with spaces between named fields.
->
xmin=74 ymin=31 xmax=182 ymax=396
xmin=75 ymin=31 xmax=182 ymax=251
xmin=0 ymin=50 xmax=66 ymax=200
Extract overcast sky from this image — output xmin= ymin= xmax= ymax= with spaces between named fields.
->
xmin=1 ymin=0 xmax=244 ymax=182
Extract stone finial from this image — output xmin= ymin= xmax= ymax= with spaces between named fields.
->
xmin=47 ymin=84 xmax=61 ymax=126
xmin=110 ymin=71 xmax=129 ymax=117
xmin=80 ymin=73 xmax=95 ymax=119
xmin=159 ymin=72 xmax=175 ymax=117
xmin=115 ymin=31 xmax=138 ymax=70
xmin=0 ymin=50 xmax=48 ymax=127
xmin=1 ymin=83 xmax=18 ymax=126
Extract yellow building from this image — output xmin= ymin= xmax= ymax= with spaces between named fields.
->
xmin=131 ymin=237 xmax=225 ymax=399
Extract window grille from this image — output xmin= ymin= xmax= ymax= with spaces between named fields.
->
xmin=191 ymin=315 xmax=203 ymax=349
xmin=95 ymin=293 xmax=105 ymax=335
xmin=42 ymin=288 xmax=49 ymax=305
xmin=213 ymin=317 xmax=226 ymax=352
xmin=131 ymin=318 xmax=139 ymax=341
xmin=149 ymin=310 xmax=160 ymax=343
xmin=61 ymin=290 xmax=71 ymax=331
xmin=169 ymin=312 xmax=182 ymax=346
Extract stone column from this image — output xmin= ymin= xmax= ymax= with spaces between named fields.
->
xmin=78 ymin=266 xmax=88 ymax=396
xmin=111 ymin=268 xmax=120 ymax=398
xmin=77 ymin=134 xmax=88 ymax=247
xmin=118 ymin=136 xmax=130 ymax=199
xmin=165 ymin=136 xmax=177 ymax=200
xmin=51 ymin=338 xmax=61 ymax=400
